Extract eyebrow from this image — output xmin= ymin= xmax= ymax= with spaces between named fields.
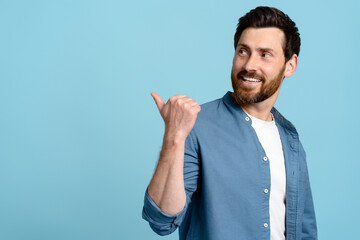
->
xmin=237 ymin=43 xmax=276 ymax=54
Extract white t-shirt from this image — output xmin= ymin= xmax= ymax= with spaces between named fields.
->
xmin=249 ymin=114 xmax=286 ymax=240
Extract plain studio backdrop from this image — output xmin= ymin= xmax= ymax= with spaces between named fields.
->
xmin=0 ymin=0 xmax=359 ymax=239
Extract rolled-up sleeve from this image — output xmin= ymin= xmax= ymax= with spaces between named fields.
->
xmin=142 ymin=191 xmax=191 ymax=235
xmin=142 ymin=129 xmax=200 ymax=236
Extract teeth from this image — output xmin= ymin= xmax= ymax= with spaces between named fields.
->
xmin=243 ymin=77 xmax=261 ymax=82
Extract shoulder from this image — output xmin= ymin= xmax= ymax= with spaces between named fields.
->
xmin=187 ymin=96 xmax=226 ymax=142
xmin=195 ymin=95 xmax=231 ymax=127
xmin=199 ymin=97 xmax=223 ymax=113
xmin=272 ymin=107 xmax=307 ymax=156
xmin=272 ymin=107 xmax=298 ymax=136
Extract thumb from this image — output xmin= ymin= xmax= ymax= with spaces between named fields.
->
xmin=151 ymin=92 xmax=165 ymax=112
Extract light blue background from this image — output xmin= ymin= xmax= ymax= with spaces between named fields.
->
xmin=0 ymin=0 xmax=359 ymax=239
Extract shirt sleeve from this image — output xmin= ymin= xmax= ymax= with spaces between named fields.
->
xmin=301 ymin=167 xmax=318 ymax=239
xmin=142 ymin=130 xmax=200 ymax=236
xmin=299 ymin=142 xmax=318 ymax=239
xmin=142 ymin=190 xmax=191 ymax=236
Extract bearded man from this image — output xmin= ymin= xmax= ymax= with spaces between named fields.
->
xmin=142 ymin=6 xmax=317 ymax=240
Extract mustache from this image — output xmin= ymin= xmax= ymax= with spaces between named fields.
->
xmin=237 ymin=70 xmax=265 ymax=81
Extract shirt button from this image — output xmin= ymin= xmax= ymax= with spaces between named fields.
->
xmin=245 ymin=117 xmax=250 ymax=121
xmin=263 ymin=156 xmax=268 ymax=162
xmin=264 ymin=223 xmax=268 ymax=228
xmin=264 ymin=189 xmax=269 ymax=194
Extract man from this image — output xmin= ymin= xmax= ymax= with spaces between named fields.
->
xmin=142 ymin=6 xmax=317 ymax=240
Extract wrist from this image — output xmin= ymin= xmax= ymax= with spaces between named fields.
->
xmin=161 ymin=132 xmax=186 ymax=154
xmin=163 ymin=130 xmax=187 ymax=145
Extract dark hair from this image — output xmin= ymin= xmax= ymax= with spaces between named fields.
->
xmin=234 ymin=6 xmax=300 ymax=62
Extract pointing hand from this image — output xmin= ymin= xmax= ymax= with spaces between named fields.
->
xmin=151 ymin=92 xmax=201 ymax=141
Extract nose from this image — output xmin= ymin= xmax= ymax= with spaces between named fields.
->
xmin=244 ymin=54 xmax=259 ymax=72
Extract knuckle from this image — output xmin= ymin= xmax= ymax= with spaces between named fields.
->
xmin=193 ymin=106 xmax=201 ymax=114
xmin=169 ymin=96 xmax=177 ymax=103
xmin=190 ymin=107 xmax=198 ymax=114
xmin=175 ymin=99 xmax=183 ymax=107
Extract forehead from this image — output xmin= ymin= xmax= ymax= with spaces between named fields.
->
xmin=238 ymin=27 xmax=285 ymax=53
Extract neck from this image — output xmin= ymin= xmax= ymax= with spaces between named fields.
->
xmin=232 ymin=89 xmax=280 ymax=122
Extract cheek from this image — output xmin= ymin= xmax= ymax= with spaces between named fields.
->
xmin=262 ymin=64 xmax=279 ymax=78
xmin=232 ymin=57 xmax=237 ymax=67
xmin=232 ymin=58 xmax=243 ymax=72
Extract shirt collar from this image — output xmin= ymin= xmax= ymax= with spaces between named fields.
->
xmin=222 ymin=91 xmax=298 ymax=136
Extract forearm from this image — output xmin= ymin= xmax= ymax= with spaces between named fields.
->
xmin=147 ymin=134 xmax=187 ymax=216
xmin=147 ymin=93 xmax=200 ymax=216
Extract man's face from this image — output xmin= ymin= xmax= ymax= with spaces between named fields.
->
xmin=231 ymin=27 xmax=287 ymax=104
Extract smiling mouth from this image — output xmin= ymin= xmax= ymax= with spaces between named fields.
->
xmin=241 ymin=76 xmax=262 ymax=83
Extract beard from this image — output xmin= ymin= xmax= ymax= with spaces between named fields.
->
xmin=231 ymin=66 xmax=285 ymax=104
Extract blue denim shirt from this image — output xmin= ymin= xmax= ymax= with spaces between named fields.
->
xmin=143 ymin=92 xmax=317 ymax=240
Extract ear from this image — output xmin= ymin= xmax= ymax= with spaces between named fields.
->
xmin=284 ymin=54 xmax=298 ymax=78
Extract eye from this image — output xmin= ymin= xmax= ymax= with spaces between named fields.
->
xmin=239 ymin=49 xmax=247 ymax=55
xmin=262 ymin=52 xmax=271 ymax=58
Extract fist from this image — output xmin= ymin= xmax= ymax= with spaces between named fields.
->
xmin=151 ymin=92 xmax=201 ymax=141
